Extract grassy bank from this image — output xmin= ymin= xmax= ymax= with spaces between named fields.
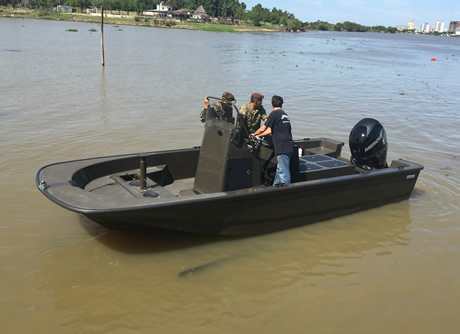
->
xmin=0 ymin=7 xmax=281 ymax=32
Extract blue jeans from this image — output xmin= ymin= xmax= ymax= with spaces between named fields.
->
xmin=273 ymin=153 xmax=292 ymax=185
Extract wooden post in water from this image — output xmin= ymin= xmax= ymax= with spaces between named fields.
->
xmin=101 ymin=7 xmax=105 ymax=66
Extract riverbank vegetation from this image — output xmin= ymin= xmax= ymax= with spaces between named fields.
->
xmin=0 ymin=6 xmax=284 ymax=31
xmin=1 ymin=1 xmax=399 ymax=33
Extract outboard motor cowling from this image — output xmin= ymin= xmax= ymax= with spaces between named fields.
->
xmin=349 ymin=118 xmax=388 ymax=169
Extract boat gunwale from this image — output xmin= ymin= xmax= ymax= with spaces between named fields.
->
xmin=36 ymin=157 xmax=423 ymax=215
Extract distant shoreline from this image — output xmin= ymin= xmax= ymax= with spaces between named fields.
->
xmin=0 ymin=7 xmax=283 ymax=33
xmin=2 ymin=7 xmax=458 ymax=36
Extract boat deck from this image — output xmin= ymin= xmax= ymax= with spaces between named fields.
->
xmin=85 ymin=175 xmax=196 ymax=199
xmin=84 ymin=153 xmax=358 ymax=200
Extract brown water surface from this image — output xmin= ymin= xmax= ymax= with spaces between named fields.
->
xmin=1 ymin=17 xmax=459 ymax=333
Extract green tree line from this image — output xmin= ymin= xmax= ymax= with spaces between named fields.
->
xmin=307 ymin=20 xmax=396 ymax=33
xmin=2 ymin=0 xmax=303 ymax=27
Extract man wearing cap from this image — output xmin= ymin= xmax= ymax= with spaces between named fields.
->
xmin=238 ymin=93 xmax=267 ymax=134
xmin=200 ymin=92 xmax=236 ymax=123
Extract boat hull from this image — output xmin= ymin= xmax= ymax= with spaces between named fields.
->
xmin=37 ymin=147 xmax=422 ymax=235
xmin=85 ymin=167 xmax=420 ymax=235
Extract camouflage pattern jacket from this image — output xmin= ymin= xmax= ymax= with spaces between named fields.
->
xmin=200 ymin=103 xmax=233 ymax=123
xmin=239 ymin=103 xmax=267 ymax=133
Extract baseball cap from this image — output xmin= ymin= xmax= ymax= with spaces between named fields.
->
xmin=221 ymin=92 xmax=236 ymax=104
xmin=251 ymin=93 xmax=264 ymax=101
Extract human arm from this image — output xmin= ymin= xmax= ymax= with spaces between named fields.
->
xmin=200 ymin=109 xmax=206 ymax=123
xmin=261 ymin=111 xmax=268 ymax=123
xmin=199 ymin=96 xmax=210 ymax=123
xmin=256 ymin=126 xmax=272 ymax=137
xmin=238 ymin=104 xmax=244 ymax=115
xmin=252 ymin=125 xmax=271 ymax=137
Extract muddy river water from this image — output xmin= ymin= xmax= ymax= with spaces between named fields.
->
xmin=1 ymin=17 xmax=459 ymax=333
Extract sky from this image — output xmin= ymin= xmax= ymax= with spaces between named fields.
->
xmin=241 ymin=0 xmax=460 ymax=27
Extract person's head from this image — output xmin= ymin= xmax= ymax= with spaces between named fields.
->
xmin=220 ymin=92 xmax=236 ymax=110
xmin=272 ymin=95 xmax=283 ymax=108
xmin=250 ymin=93 xmax=264 ymax=107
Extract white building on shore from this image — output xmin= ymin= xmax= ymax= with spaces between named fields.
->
xmin=434 ymin=21 xmax=445 ymax=33
xmin=408 ymin=20 xmax=415 ymax=30
xmin=420 ymin=23 xmax=431 ymax=33
xmin=143 ymin=2 xmax=173 ymax=17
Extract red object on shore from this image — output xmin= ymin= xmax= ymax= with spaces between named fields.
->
xmin=431 ymin=57 xmax=436 ymax=61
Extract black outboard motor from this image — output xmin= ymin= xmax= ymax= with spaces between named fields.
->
xmin=349 ymin=118 xmax=388 ymax=169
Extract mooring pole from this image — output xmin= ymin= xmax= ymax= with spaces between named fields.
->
xmin=101 ymin=7 xmax=105 ymax=66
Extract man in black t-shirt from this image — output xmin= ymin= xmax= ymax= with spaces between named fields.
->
xmin=252 ymin=95 xmax=294 ymax=185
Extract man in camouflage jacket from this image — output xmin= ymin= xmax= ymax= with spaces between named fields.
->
xmin=238 ymin=93 xmax=267 ymax=134
xmin=200 ymin=92 xmax=236 ymax=123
